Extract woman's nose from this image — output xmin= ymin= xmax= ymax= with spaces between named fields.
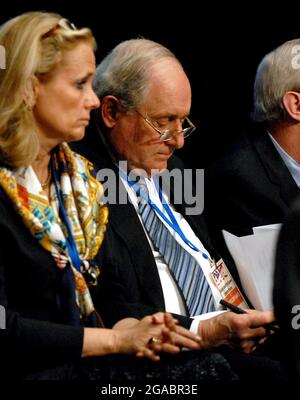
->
xmin=86 ymin=88 xmax=100 ymax=110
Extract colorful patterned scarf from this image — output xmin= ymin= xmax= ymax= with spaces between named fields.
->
xmin=0 ymin=143 xmax=108 ymax=323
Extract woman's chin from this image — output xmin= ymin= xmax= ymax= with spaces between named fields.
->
xmin=68 ymin=129 xmax=86 ymax=143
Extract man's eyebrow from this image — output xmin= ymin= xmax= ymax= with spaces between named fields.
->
xmin=154 ymin=113 xmax=190 ymax=119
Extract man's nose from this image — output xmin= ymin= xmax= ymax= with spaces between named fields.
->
xmin=166 ymin=132 xmax=185 ymax=149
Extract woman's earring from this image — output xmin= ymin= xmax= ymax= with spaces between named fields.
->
xmin=23 ymin=99 xmax=33 ymax=112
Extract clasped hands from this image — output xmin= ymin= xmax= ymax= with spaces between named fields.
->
xmin=112 ymin=309 xmax=277 ymax=361
xmin=112 ymin=312 xmax=201 ymax=361
xmin=139 ymin=312 xmax=203 ymax=361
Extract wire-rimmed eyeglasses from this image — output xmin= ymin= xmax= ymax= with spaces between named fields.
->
xmin=135 ymin=110 xmax=196 ymax=141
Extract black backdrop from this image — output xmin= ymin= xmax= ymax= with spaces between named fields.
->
xmin=2 ymin=1 xmax=300 ymax=168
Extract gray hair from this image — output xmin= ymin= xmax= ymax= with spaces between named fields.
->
xmin=253 ymin=38 xmax=300 ymax=122
xmin=93 ymin=38 xmax=181 ymax=109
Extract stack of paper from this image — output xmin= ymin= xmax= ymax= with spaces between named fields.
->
xmin=222 ymin=224 xmax=282 ymax=311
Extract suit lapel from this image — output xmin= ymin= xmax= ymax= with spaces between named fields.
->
xmin=253 ymin=131 xmax=299 ymax=207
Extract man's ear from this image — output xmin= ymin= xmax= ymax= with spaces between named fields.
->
xmin=100 ymin=95 xmax=122 ymax=128
xmin=282 ymin=91 xmax=300 ymax=121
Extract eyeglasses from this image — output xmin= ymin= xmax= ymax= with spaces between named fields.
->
xmin=135 ymin=110 xmax=196 ymax=141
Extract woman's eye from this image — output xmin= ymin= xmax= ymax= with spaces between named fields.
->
xmin=76 ymin=80 xmax=86 ymax=89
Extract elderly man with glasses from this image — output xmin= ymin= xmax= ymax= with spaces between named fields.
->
xmin=72 ymin=38 xmax=286 ymax=380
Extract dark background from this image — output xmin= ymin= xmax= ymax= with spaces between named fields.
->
xmin=2 ymin=1 xmax=300 ymax=168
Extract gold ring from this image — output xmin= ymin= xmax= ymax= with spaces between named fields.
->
xmin=148 ymin=337 xmax=161 ymax=345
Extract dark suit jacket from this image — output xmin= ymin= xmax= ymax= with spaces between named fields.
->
xmin=273 ymin=195 xmax=300 ymax=376
xmin=0 ymin=187 xmax=85 ymax=377
xmin=72 ymin=117 xmax=238 ymax=329
xmin=205 ymin=124 xmax=300 ymax=250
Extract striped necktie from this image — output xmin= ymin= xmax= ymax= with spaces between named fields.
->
xmin=136 ymin=181 xmax=215 ymax=316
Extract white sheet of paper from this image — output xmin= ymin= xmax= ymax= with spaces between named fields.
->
xmin=222 ymin=224 xmax=282 ymax=311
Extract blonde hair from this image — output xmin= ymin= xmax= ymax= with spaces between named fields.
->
xmin=0 ymin=11 xmax=96 ymax=167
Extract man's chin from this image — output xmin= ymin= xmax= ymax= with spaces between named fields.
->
xmin=128 ymin=160 xmax=169 ymax=177
xmin=149 ymin=162 xmax=168 ymax=176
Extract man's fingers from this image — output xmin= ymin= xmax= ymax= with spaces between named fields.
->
xmin=239 ymin=326 xmax=270 ymax=340
xmin=175 ymin=325 xmax=202 ymax=341
xmin=245 ymin=310 xmax=275 ymax=327
xmin=239 ymin=339 xmax=259 ymax=353
xmin=171 ymin=332 xmax=202 ymax=350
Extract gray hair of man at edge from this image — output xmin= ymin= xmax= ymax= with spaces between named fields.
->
xmin=252 ymin=38 xmax=300 ymax=123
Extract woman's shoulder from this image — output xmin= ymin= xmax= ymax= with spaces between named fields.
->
xmin=0 ymin=185 xmax=14 ymax=210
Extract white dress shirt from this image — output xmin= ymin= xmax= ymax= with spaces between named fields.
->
xmin=268 ymin=132 xmax=300 ymax=188
xmin=120 ymin=175 xmax=225 ymax=333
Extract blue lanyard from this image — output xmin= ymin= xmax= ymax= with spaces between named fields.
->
xmin=120 ymin=170 xmax=209 ymax=260
xmin=50 ymin=156 xmax=82 ymax=272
